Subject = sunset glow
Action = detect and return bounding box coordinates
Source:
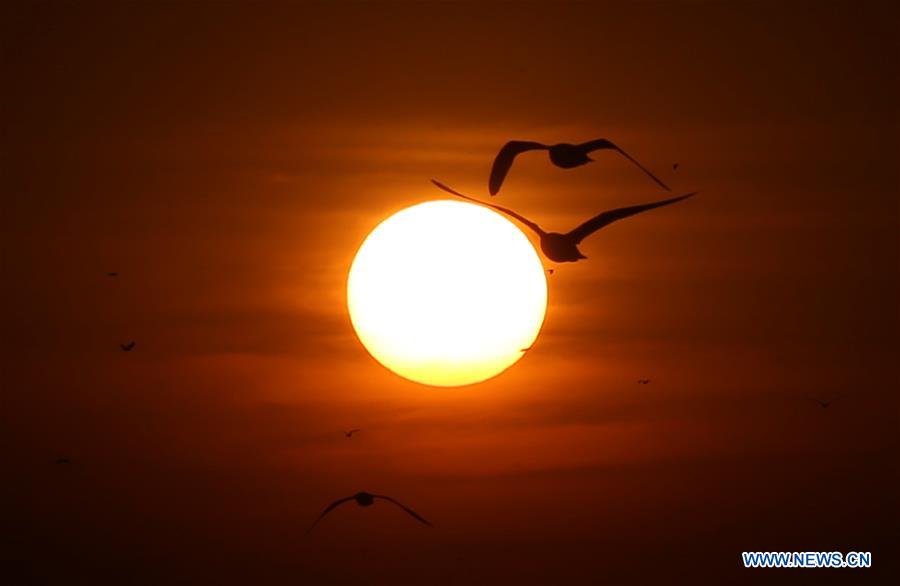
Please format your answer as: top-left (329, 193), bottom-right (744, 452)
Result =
top-left (8, 2), bottom-right (895, 582)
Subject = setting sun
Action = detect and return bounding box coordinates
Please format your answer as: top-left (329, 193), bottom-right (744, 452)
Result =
top-left (347, 200), bottom-right (548, 386)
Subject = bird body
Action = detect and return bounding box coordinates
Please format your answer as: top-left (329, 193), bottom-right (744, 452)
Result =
top-left (354, 492), bottom-right (376, 506)
top-left (120, 341), bottom-right (135, 352)
top-left (637, 379), bottom-right (651, 385)
top-left (308, 491), bottom-right (433, 532)
top-left (489, 139), bottom-right (671, 195)
top-left (431, 181), bottom-right (696, 264)
top-left (344, 429), bottom-right (360, 438)
top-left (541, 232), bottom-right (588, 262)
top-left (548, 143), bottom-right (593, 168)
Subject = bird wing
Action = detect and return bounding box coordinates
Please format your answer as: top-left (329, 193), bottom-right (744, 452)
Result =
top-left (307, 496), bottom-right (355, 533)
top-left (431, 180), bottom-right (545, 236)
top-left (578, 138), bottom-right (671, 192)
top-left (348, 429), bottom-right (360, 435)
top-left (489, 141), bottom-right (548, 195)
top-left (565, 192), bottom-right (697, 244)
top-left (373, 495), bottom-right (433, 527)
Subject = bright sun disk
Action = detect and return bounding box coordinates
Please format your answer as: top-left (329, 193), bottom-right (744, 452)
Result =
top-left (347, 200), bottom-right (548, 387)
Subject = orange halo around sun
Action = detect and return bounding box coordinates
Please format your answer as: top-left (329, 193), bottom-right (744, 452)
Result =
top-left (347, 200), bottom-right (548, 387)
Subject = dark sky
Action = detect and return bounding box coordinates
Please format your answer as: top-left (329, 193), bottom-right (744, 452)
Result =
top-left (2, 1), bottom-right (898, 584)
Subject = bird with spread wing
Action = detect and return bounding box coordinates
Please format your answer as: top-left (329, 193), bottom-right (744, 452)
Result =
top-left (489, 139), bottom-right (670, 196)
top-left (308, 492), bottom-right (433, 533)
top-left (431, 180), bottom-right (695, 263)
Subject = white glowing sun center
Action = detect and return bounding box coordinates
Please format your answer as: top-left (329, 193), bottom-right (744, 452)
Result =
top-left (347, 200), bottom-right (548, 387)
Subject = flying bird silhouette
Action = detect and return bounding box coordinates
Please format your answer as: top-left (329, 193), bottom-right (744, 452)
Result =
top-left (432, 181), bottom-right (696, 263)
top-left (120, 341), bottom-right (135, 352)
top-left (637, 379), bottom-right (651, 384)
top-left (106, 272), bottom-right (118, 277)
top-left (488, 139), bottom-right (671, 195)
top-left (308, 492), bottom-right (433, 532)
top-left (807, 396), bottom-right (838, 409)
top-left (672, 163), bottom-right (680, 171)
top-left (344, 429), bottom-right (360, 438)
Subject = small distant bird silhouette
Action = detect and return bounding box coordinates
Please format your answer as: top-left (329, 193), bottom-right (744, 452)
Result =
top-left (546, 269), bottom-right (555, 275)
top-left (807, 396), bottom-right (837, 409)
top-left (106, 272), bottom-right (118, 277)
top-left (432, 181), bottom-right (696, 263)
top-left (489, 139), bottom-right (671, 195)
top-left (672, 163), bottom-right (680, 171)
top-left (120, 341), bottom-right (135, 352)
top-left (344, 429), bottom-right (360, 438)
top-left (54, 457), bottom-right (71, 465)
top-left (637, 379), bottom-right (651, 384)
top-left (308, 492), bottom-right (433, 532)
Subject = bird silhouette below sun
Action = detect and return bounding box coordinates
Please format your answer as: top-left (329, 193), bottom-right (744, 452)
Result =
top-left (308, 492), bottom-right (433, 533)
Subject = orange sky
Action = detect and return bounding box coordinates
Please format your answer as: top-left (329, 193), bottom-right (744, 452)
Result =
top-left (3, 1), bottom-right (898, 584)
